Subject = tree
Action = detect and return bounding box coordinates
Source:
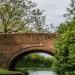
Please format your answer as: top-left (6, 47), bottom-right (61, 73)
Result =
top-left (64, 0), bottom-right (75, 19)
top-left (16, 53), bottom-right (54, 69)
top-left (54, 0), bottom-right (75, 74)
top-left (0, 0), bottom-right (49, 33)
top-left (54, 16), bottom-right (75, 75)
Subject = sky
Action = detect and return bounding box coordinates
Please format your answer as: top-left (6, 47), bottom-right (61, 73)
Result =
top-left (32, 0), bottom-right (71, 27)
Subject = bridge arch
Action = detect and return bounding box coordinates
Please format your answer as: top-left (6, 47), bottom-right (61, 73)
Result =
top-left (7, 46), bottom-right (54, 70)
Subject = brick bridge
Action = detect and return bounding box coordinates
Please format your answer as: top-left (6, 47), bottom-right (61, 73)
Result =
top-left (0, 33), bottom-right (56, 70)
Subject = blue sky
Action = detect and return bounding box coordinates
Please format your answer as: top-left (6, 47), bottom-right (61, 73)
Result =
top-left (32, 0), bottom-right (70, 27)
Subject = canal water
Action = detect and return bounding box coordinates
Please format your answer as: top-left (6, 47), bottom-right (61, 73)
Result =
top-left (28, 71), bottom-right (57, 75)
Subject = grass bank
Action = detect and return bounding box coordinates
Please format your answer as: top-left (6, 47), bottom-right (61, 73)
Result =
top-left (0, 68), bottom-right (22, 74)
top-left (16, 67), bottom-right (52, 71)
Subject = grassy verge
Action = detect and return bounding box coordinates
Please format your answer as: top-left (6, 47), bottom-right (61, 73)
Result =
top-left (0, 68), bottom-right (22, 74)
top-left (16, 67), bottom-right (52, 71)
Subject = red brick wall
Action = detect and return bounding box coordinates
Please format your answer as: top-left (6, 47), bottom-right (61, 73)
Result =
top-left (0, 33), bottom-right (57, 69)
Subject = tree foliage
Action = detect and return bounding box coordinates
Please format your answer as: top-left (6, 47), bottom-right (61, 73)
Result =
top-left (54, 12), bottom-right (75, 75)
top-left (0, 0), bottom-right (49, 33)
top-left (54, 0), bottom-right (75, 75)
top-left (16, 53), bottom-right (54, 68)
top-left (64, 0), bottom-right (75, 19)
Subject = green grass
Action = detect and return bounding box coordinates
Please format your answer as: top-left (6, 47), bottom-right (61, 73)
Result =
top-left (16, 67), bottom-right (52, 71)
top-left (0, 68), bottom-right (22, 74)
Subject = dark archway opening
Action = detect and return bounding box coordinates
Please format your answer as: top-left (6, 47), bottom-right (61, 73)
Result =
top-left (8, 49), bottom-right (54, 71)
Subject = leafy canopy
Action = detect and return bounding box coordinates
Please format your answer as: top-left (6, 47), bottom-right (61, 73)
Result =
top-left (54, 0), bottom-right (75, 74)
top-left (54, 14), bottom-right (75, 75)
top-left (0, 0), bottom-right (49, 33)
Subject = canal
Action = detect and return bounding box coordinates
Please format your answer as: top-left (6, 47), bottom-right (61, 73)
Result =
top-left (28, 71), bottom-right (57, 75)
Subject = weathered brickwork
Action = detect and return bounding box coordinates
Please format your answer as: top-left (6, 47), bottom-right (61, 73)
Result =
top-left (0, 33), bottom-right (56, 70)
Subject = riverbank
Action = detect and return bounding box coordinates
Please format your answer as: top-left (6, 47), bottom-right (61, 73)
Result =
top-left (16, 67), bottom-right (53, 71)
top-left (0, 68), bottom-right (23, 74)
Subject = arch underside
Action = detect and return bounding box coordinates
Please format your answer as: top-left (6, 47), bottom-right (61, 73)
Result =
top-left (7, 47), bottom-right (54, 70)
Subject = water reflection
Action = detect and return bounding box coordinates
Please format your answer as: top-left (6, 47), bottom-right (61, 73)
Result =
top-left (29, 71), bottom-right (57, 75)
